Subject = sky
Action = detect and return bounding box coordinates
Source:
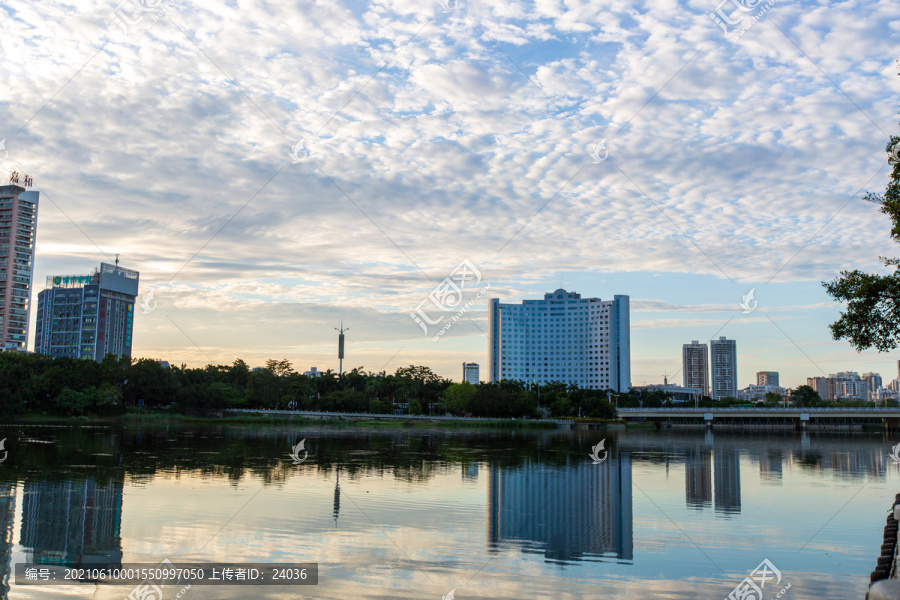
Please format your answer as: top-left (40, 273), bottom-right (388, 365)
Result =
top-left (1, 0), bottom-right (900, 390)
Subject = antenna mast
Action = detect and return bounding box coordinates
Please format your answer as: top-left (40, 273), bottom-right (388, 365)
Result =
top-left (335, 321), bottom-right (349, 376)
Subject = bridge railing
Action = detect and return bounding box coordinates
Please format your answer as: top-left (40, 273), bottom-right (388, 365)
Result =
top-left (617, 407), bottom-right (898, 413)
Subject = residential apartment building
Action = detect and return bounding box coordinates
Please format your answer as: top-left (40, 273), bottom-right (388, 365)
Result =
top-left (0, 183), bottom-right (38, 351)
top-left (682, 341), bottom-right (709, 397)
top-left (709, 337), bottom-right (737, 400)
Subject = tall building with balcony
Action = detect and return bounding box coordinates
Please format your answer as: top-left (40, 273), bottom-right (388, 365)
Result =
top-left (682, 341), bottom-right (709, 397)
top-left (0, 184), bottom-right (39, 351)
top-left (34, 262), bottom-right (139, 361)
top-left (709, 336), bottom-right (737, 400)
top-left (488, 289), bottom-right (630, 391)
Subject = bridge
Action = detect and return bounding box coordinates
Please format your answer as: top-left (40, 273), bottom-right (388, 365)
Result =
top-left (617, 407), bottom-right (900, 429)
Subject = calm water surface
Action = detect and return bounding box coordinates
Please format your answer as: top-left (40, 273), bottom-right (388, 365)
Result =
top-left (2, 423), bottom-right (895, 599)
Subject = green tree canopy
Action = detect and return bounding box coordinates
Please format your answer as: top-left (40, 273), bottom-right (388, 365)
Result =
top-left (443, 382), bottom-right (477, 415)
top-left (824, 133), bottom-right (900, 350)
top-left (791, 385), bottom-right (824, 407)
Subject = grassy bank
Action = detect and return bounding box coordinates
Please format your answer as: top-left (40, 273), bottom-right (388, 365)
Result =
top-left (8, 409), bottom-right (611, 430)
top-left (61, 410), bottom-right (564, 429)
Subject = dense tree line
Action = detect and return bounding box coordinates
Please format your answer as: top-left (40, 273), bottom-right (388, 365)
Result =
top-left (4, 352), bottom-right (887, 418)
top-left (0, 353), bottom-right (617, 419)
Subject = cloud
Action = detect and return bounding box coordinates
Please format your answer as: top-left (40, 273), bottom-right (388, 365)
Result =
top-left (1, 0), bottom-right (896, 377)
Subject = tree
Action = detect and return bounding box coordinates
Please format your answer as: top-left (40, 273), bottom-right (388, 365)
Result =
top-left (371, 397), bottom-right (393, 414)
top-left (577, 391), bottom-right (617, 418)
top-left (57, 385), bottom-right (121, 416)
top-left (322, 389), bottom-right (367, 412)
top-left (550, 396), bottom-right (573, 417)
top-left (245, 369), bottom-right (280, 408)
top-left (763, 392), bottom-right (783, 406)
top-left (471, 385), bottom-right (517, 418)
top-left (265, 359), bottom-right (295, 378)
top-left (408, 398), bottom-right (423, 415)
top-left (125, 359), bottom-right (177, 406)
top-left (792, 385), bottom-right (824, 407)
top-left (177, 382), bottom-right (237, 413)
top-left (824, 133), bottom-right (900, 350)
top-left (443, 383), bottom-right (476, 415)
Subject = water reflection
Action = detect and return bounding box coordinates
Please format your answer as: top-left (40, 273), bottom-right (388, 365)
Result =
top-left (685, 447), bottom-right (712, 509)
top-left (0, 425), bottom-right (897, 600)
top-left (759, 448), bottom-right (783, 484)
top-left (333, 467), bottom-right (341, 527)
top-left (487, 455), bottom-right (633, 562)
top-left (21, 478), bottom-right (123, 566)
top-left (0, 484), bottom-right (13, 600)
top-left (713, 447), bottom-right (741, 516)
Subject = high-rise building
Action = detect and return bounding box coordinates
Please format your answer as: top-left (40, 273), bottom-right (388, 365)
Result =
top-left (462, 362), bottom-right (479, 385)
top-left (862, 372), bottom-right (883, 397)
top-left (0, 183), bottom-right (39, 352)
top-left (807, 376), bottom-right (831, 400)
top-left (488, 289), bottom-right (630, 391)
top-left (34, 262), bottom-right (138, 361)
top-left (682, 340), bottom-right (709, 397)
top-left (831, 372), bottom-right (868, 400)
top-left (709, 337), bottom-right (737, 400)
top-left (756, 371), bottom-right (779, 386)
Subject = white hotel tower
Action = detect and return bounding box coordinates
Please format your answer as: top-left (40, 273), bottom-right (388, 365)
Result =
top-left (488, 289), bottom-right (631, 391)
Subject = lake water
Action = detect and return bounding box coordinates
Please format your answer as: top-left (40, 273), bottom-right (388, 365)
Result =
top-left (2, 423), bottom-right (895, 599)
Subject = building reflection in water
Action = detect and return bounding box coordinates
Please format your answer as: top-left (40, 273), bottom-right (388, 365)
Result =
top-left (487, 454), bottom-right (633, 562)
top-left (685, 447), bottom-right (712, 509)
top-left (0, 484), bottom-right (15, 600)
top-left (713, 447), bottom-right (741, 516)
top-left (759, 448), bottom-right (783, 485)
top-left (20, 478), bottom-right (123, 566)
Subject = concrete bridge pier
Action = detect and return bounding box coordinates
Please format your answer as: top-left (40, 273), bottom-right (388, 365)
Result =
top-left (884, 417), bottom-right (900, 432)
top-left (704, 413), bottom-right (713, 430)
